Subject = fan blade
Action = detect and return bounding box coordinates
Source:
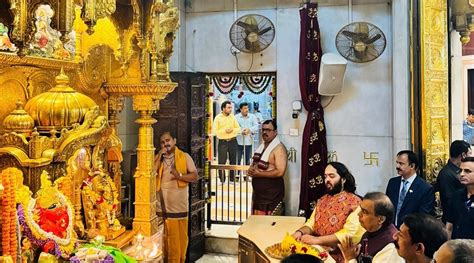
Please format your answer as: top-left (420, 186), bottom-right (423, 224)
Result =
top-left (341, 30), bottom-right (363, 42)
top-left (258, 27), bottom-right (272, 36)
top-left (237, 21), bottom-right (253, 32)
top-left (365, 34), bottom-right (382, 44)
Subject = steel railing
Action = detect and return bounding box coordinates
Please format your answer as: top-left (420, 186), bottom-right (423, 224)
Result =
top-left (207, 164), bottom-right (252, 226)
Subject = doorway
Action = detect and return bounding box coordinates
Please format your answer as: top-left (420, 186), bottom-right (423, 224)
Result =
top-left (206, 72), bottom-right (276, 226)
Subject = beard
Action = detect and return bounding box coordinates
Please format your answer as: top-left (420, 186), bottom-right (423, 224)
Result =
top-left (327, 180), bottom-right (343, 195)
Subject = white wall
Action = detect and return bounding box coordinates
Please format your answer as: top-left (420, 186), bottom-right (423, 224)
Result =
top-left (168, 0), bottom-right (408, 216)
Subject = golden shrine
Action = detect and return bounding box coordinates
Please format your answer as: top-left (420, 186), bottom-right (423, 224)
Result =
top-left (0, 0), bottom-right (178, 261)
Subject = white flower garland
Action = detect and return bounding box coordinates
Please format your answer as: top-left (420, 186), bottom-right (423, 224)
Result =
top-left (26, 192), bottom-right (74, 246)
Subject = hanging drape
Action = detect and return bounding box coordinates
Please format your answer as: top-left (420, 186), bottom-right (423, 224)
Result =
top-left (298, 3), bottom-right (328, 218)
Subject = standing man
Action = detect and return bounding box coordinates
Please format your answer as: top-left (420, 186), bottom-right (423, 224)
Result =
top-left (248, 119), bottom-right (287, 215)
top-left (446, 157), bottom-right (474, 239)
top-left (213, 101), bottom-right (241, 183)
top-left (393, 213), bottom-right (447, 263)
top-left (386, 150), bottom-right (435, 227)
top-left (436, 140), bottom-right (471, 222)
top-left (154, 132), bottom-right (198, 263)
top-left (463, 110), bottom-right (474, 145)
top-left (339, 192), bottom-right (404, 263)
top-left (235, 102), bottom-right (259, 166)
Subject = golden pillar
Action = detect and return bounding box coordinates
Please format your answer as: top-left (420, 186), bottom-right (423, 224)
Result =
top-left (105, 83), bottom-right (176, 236)
top-left (131, 95), bottom-right (159, 235)
top-left (419, 0), bottom-right (449, 182)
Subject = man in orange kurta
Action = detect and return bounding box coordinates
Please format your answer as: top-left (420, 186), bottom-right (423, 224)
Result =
top-left (155, 132), bottom-right (198, 263)
top-left (292, 162), bottom-right (363, 263)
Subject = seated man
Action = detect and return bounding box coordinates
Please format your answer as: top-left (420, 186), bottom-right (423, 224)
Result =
top-left (433, 239), bottom-right (474, 263)
top-left (339, 192), bottom-right (404, 263)
top-left (292, 162), bottom-right (363, 263)
top-left (393, 213), bottom-right (447, 263)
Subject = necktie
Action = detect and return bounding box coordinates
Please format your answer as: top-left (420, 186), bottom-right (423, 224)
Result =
top-left (396, 180), bottom-right (409, 223)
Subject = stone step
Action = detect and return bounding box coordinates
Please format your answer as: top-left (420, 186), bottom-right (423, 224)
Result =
top-left (205, 224), bottom-right (240, 255)
top-left (196, 253), bottom-right (238, 263)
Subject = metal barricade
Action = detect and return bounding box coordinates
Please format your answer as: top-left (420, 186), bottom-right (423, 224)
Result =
top-left (207, 164), bottom-right (252, 225)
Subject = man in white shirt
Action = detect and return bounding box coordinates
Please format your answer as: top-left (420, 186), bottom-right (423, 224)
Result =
top-left (393, 213), bottom-right (447, 263)
top-left (235, 102), bottom-right (259, 166)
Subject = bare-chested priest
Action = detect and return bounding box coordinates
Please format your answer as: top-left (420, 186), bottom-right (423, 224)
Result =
top-left (154, 131), bottom-right (198, 263)
top-left (248, 119), bottom-right (288, 215)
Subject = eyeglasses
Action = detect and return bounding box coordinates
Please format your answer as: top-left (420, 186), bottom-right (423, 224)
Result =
top-left (261, 128), bottom-right (275, 132)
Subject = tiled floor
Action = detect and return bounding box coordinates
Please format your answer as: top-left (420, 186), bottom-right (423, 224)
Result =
top-left (196, 253), bottom-right (238, 262)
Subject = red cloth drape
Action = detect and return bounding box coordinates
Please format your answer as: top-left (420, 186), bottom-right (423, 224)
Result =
top-left (298, 3), bottom-right (328, 218)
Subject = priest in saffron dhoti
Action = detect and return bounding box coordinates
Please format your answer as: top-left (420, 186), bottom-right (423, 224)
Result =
top-left (154, 132), bottom-right (198, 263)
top-left (248, 119), bottom-right (288, 215)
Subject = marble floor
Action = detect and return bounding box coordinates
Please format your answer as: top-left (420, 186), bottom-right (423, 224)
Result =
top-left (196, 253), bottom-right (238, 262)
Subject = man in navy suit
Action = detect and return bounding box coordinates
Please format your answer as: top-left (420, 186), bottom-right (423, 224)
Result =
top-left (385, 150), bottom-right (435, 228)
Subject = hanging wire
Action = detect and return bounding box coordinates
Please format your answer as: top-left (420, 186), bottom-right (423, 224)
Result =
top-left (231, 47), bottom-right (255, 72)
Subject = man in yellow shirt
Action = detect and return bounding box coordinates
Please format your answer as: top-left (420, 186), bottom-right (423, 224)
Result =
top-left (213, 101), bottom-right (241, 183)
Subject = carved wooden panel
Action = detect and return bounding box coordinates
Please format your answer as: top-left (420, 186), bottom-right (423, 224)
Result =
top-left (152, 72), bottom-right (207, 262)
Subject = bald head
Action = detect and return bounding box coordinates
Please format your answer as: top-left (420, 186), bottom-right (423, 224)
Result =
top-left (363, 192), bottom-right (394, 227)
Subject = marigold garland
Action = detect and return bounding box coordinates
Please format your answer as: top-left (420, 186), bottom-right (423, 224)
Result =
top-left (1, 168), bottom-right (18, 260)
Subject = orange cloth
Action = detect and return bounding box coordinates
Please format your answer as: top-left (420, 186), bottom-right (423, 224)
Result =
top-left (165, 218), bottom-right (188, 263)
top-left (156, 147), bottom-right (188, 190)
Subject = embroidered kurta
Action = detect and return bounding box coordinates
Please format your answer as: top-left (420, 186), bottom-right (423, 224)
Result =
top-left (304, 191), bottom-right (362, 263)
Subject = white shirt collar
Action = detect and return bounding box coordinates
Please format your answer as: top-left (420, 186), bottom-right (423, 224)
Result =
top-left (402, 173), bottom-right (417, 184)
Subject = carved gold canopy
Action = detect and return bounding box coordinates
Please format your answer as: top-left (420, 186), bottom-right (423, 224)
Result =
top-left (0, 0), bottom-right (179, 238)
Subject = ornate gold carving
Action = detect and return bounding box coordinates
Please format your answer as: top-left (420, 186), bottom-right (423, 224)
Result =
top-left (104, 82), bottom-right (176, 99)
top-left (25, 69), bottom-right (98, 133)
top-left (0, 0), bottom-right (181, 240)
top-left (0, 133), bottom-right (28, 150)
top-left (9, 0), bottom-right (75, 56)
top-left (0, 53), bottom-right (77, 69)
top-left (81, 0), bottom-right (117, 34)
top-left (420, 1), bottom-right (449, 183)
top-left (3, 101), bottom-right (35, 136)
top-left (147, 2), bottom-right (179, 82)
